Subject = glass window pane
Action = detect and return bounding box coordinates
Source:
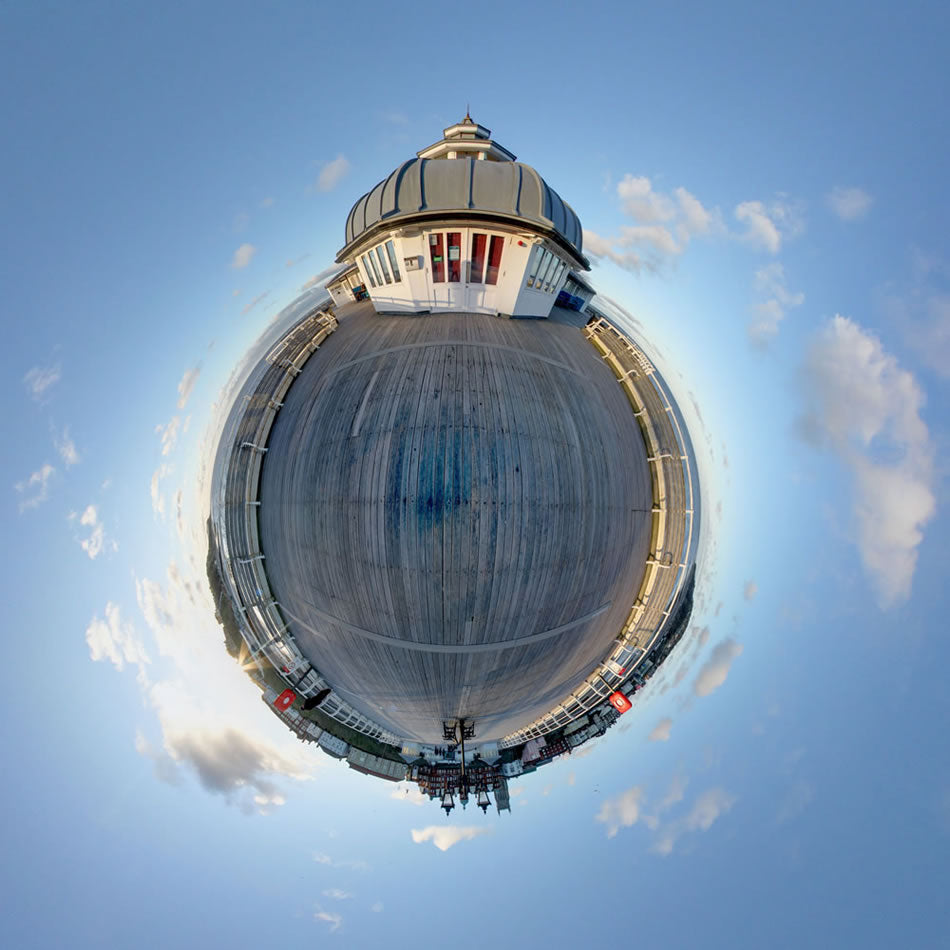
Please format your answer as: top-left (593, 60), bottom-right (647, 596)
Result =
top-left (527, 246), bottom-right (545, 286)
top-left (429, 233), bottom-right (445, 282)
top-left (541, 253), bottom-right (559, 291)
top-left (375, 246), bottom-right (392, 284)
top-left (549, 260), bottom-right (566, 292)
top-left (447, 232), bottom-right (461, 282)
top-left (361, 254), bottom-right (377, 288)
top-left (386, 240), bottom-right (401, 282)
top-left (366, 251), bottom-right (382, 286)
top-left (536, 250), bottom-right (553, 289)
top-left (485, 235), bottom-right (504, 285)
top-left (470, 233), bottom-right (487, 283)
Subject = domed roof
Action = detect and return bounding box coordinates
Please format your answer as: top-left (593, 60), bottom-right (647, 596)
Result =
top-left (339, 157), bottom-right (587, 266)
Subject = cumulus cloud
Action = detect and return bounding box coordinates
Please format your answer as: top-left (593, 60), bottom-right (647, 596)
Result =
top-left (176, 366), bottom-right (201, 409)
top-left (316, 154), bottom-right (351, 193)
top-left (648, 718), bottom-right (673, 742)
top-left (827, 186), bottom-right (873, 221)
top-left (313, 853), bottom-right (370, 871)
top-left (150, 464), bottom-right (170, 518)
top-left (583, 228), bottom-right (646, 274)
top-left (586, 177), bottom-right (720, 273)
top-left (155, 416), bottom-right (181, 456)
top-left (24, 364), bottom-right (61, 400)
top-left (76, 504), bottom-right (108, 559)
top-left (744, 580), bottom-right (758, 601)
top-left (53, 426), bottom-right (80, 467)
top-left (693, 639), bottom-right (744, 697)
top-left (153, 725), bottom-right (299, 811)
top-left (644, 774), bottom-right (689, 830)
top-left (595, 785), bottom-right (646, 838)
top-left (85, 602), bottom-right (150, 676)
top-left (314, 910), bottom-right (343, 932)
top-left (15, 463), bottom-right (55, 512)
top-left (776, 780), bottom-right (815, 824)
top-left (799, 315), bottom-right (935, 605)
top-left (390, 783), bottom-right (429, 806)
top-left (231, 243), bottom-right (257, 269)
top-left (653, 787), bottom-right (736, 855)
top-left (734, 198), bottom-right (802, 253)
top-left (371, 901), bottom-right (384, 913)
top-left (748, 262), bottom-right (805, 345)
top-left (410, 826), bottom-right (492, 851)
top-left (322, 889), bottom-right (352, 901)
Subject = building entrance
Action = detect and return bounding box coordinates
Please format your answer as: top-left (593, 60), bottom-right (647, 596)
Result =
top-left (427, 229), bottom-right (506, 313)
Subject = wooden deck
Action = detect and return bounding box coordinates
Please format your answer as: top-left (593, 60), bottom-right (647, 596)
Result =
top-left (258, 302), bottom-right (653, 742)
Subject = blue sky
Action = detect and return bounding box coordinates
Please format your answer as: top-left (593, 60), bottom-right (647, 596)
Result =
top-left (3, 2), bottom-right (949, 946)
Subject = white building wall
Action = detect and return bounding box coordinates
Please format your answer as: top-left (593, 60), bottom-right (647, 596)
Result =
top-left (352, 228), bottom-right (583, 319)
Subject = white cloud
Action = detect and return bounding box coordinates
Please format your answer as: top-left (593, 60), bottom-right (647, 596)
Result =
top-left (85, 602), bottom-right (150, 676)
top-left (322, 889), bottom-right (352, 901)
top-left (693, 639), bottom-right (743, 697)
top-left (24, 364), bottom-right (61, 400)
top-left (583, 228), bottom-right (646, 274)
top-left (827, 186), bottom-right (873, 221)
top-left (595, 785), bottom-right (645, 838)
top-left (155, 416), bottom-right (181, 456)
top-left (150, 464), bottom-right (170, 518)
top-left (259, 196), bottom-right (275, 209)
top-left (653, 787), bottom-right (736, 855)
top-left (799, 315), bottom-right (935, 605)
top-left (15, 463), bottom-right (55, 512)
top-left (371, 901), bottom-right (384, 913)
top-left (617, 174), bottom-right (676, 222)
top-left (410, 826), bottom-right (492, 851)
top-left (748, 262), bottom-right (805, 345)
top-left (53, 426), bottom-right (80, 467)
top-left (588, 177), bottom-right (720, 274)
top-left (743, 580), bottom-right (758, 601)
top-left (734, 198), bottom-right (802, 253)
top-left (390, 783), bottom-right (428, 806)
top-left (314, 910), bottom-right (343, 933)
top-left (231, 243), bottom-right (257, 269)
top-left (644, 774), bottom-right (689, 830)
top-left (77, 504), bottom-right (107, 559)
top-left (648, 718), bottom-right (673, 742)
top-left (776, 780), bottom-right (815, 824)
top-left (316, 154), bottom-right (351, 193)
top-left (176, 366), bottom-right (201, 409)
top-left (312, 853), bottom-right (370, 871)
top-left (734, 201), bottom-right (781, 252)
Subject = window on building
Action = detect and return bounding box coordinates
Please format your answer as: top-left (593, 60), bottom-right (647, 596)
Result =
top-left (365, 251), bottom-right (382, 286)
top-left (548, 260), bottom-right (566, 293)
top-left (535, 254), bottom-right (558, 293)
top-left (485, 235), bottom-right (504, 285)
top-left (385, 240), bottom-right (401, 281)
top-left (469, 232), bottom-right (487, 283)
top-left (375, 246), bottom-right (392, 284)
top-left (447, 232), bottom-right (461, 282)
top-left (530, 249), bottom-right (550, 288)
top-left (429, 233), bottom-right (445, 282)
top-left (361, 254), bottom-right (377, 288)
top-left (526, 245), bottom-right (545, 287)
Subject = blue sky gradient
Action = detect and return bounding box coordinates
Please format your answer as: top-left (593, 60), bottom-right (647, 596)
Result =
top-left (2, 2), bottom-right (949, 947)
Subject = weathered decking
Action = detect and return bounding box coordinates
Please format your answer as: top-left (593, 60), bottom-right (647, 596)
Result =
top-left (258, 302), bottom-right (653, 742)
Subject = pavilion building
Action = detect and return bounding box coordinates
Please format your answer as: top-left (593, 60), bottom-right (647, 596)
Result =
top-left (329, 114), bottom-right (589, 318)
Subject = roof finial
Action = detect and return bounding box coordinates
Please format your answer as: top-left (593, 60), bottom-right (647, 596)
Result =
top-left (464, 104), bottom-right (473, 123)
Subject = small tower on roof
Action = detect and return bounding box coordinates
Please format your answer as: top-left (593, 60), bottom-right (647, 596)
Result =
top-left (416, 112), bottom-right (517, 163)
